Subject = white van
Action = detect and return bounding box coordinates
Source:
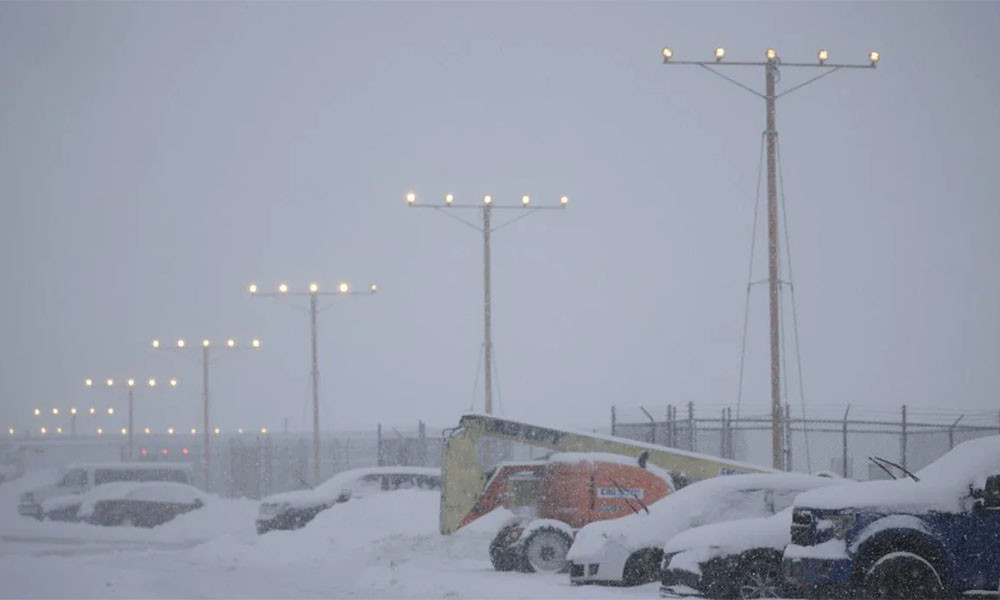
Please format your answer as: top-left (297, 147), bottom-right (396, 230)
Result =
top-left (17, 462), bottom-right (192, 519)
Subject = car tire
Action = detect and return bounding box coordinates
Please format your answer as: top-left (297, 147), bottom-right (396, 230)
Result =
top-left (864, 551), bottom-right (943, 599)
top-left (737, 554), bottom-right (785, 599)
top-left (521, 527), bottom-right (573, 574)
top-left (622, 548), bottom-right (663, 586)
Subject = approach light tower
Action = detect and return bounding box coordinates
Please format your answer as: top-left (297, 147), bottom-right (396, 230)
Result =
top-left (660, 47), bottom-right (879, 470)
top-left (151, 336), bottom-right (260, 490)
top-left (407, 192), bottom-right (568, 414)
top-left (248, 281), bottom-right (376, 485)
top-left (84, 376), bottom-right (178, 460)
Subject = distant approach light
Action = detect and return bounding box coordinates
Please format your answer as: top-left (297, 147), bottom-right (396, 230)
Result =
top-left (714, 47), bottom-right (726, 61)
top-left (868, 50), bottom-right (880, 66)
top-left (662, 47), bottom-right (673, 61)
top-left (406, 192), bottom-right (416, 205)
top-left (766, 48), bottom-right (777, 61)
top-left (818, 49), bottom-right (829, 64)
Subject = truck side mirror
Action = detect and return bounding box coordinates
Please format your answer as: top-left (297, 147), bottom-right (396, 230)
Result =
top-left (985, 475), bottom-right (1000, 509)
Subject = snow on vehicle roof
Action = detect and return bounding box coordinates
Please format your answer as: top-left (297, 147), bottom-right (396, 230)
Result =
top-left (548, 452), bottom-right (675, 489)
top-left (261, 466), bottom-right (441, 507)
top-left (77, 481), bottom-right (205, 516)
top-left (567, 472), bottom-right (842, 560)
top-left (794, 435), bottom-right (1000, 513)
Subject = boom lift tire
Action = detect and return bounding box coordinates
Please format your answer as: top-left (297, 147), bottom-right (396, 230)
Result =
top-left (521, 526), bottom-right (573, 573)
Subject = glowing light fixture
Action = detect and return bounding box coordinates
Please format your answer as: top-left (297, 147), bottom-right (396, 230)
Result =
top-left (818, 49), bottom-right (829, 64)
top-left (309, 282), bottom-right (319, 294)
top-left (338, 282), bottom-right (349, 293)
top-left (249, 283), bottom-right (258, 295)
top-left (483, 195), bottom-right (492, 205)
top-left (445, 194), bottom-right (454, 205)
top-left (868, 50), bottom-right (880, 65)
top-left (715, 47), bottom-right (726, 61)
top-left (766, 48), bottom-right (777, 60)
top-left (406, 192), bottom-right (416, 204)
top-left (662, 47), bottom-right (673, 61)
top-left (278, 283), bottom-right (289, 294)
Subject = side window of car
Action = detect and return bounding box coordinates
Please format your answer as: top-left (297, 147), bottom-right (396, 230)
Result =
top-left (61, 469), bottom-right (87, 487)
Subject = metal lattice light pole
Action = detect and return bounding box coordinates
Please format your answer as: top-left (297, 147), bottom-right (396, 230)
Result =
top-left (660, 46), bottom-right (879, 469)
top-left (248, 281), bottom-right (376, 485)
top-left (407, 192), bottom-right (568, 414)
top-left (84, 376), bottom-right (178, 460)
top-left (151, 336), bottom-right (260, 491)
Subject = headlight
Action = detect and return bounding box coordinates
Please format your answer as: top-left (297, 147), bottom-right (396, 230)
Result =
top-left (828, 514), bottom-right (856, 539)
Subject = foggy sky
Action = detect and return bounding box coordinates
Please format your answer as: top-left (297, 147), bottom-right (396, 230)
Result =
top-left (2, 1), bottom-right (998, 438)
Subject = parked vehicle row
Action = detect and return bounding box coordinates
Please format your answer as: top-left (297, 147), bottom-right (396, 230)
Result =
top-left (16, 462), bottom-right (442, 531)
top-left (559, 435), bottom-right (1000, 600)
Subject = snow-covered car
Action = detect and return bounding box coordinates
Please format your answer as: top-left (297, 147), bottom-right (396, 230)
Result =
top-left (256, 466), bottom-right (440, 534)
top-left (784, 435), bottom-right (1000, 599)
top-left (18, 462), bottom-right (192, 519)
top-left (659, 508), bottom-right (801, 599)
top-left (567, 472), bottom-right (845, 586)
top-left (42, 481), bottom-right (206, 527)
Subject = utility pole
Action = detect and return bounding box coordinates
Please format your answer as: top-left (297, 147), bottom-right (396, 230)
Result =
top-left (249, 281), bottom-right (376, 485)
top-left (407, 192), bottom-right (568, 414)
top-left (660, 46), bottom-right (879, 469)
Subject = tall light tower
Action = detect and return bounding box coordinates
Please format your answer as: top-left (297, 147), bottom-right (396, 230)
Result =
top-left (84, 376), bottom-right (178, 460)
top-left (407, 192), bottom-right (568, 414)
top-left (660, 47), bottom-right (879, 469)
top-left (151, 336), bottom-right (260, 490)
top-left (248, 281), bottom-right (376, 485)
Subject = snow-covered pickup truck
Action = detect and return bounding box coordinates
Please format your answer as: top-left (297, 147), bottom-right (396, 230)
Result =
top-left (783, 435), bottom-right (1000, 599)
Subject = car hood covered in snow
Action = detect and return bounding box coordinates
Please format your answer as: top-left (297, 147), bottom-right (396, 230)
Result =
top-left (663, 508), bottom-right (793, 574)
top-left (794, 435), bottom-right (1000, 514)
top-left (567, 472), bottom-right (844, 560)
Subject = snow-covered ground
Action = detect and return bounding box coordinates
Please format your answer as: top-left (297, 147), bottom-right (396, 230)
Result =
top-left (0, 470), bottom-right (659, 599)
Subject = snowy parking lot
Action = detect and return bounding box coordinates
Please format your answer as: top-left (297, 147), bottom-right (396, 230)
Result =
top-left (0, 470), bottom-right (658, 599)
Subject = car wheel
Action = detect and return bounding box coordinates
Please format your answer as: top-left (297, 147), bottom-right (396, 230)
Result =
top-left (522, 527), bottom-right (572, 574)
top-left (738, 557), bottom-right (784, 599)
top-left (622, 548), bottom-right (663, 586)
top-left (864, 551), bottom-right (943, 599)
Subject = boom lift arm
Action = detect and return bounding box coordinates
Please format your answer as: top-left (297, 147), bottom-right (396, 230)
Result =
top-left (440, 413), bottom-right (774, 534)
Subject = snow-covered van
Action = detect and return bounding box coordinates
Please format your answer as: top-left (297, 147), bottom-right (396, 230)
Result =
top-left (17, 461), bottom-right (192, 519)
top-left (783, 435), bottom-right (1000, 598)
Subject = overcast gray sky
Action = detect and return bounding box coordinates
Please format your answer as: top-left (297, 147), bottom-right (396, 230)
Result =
top-left (2, 1), bottom-right (998, 438)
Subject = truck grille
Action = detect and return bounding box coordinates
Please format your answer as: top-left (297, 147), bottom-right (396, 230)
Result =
top-left (790, 509), bottom-right (816, 546)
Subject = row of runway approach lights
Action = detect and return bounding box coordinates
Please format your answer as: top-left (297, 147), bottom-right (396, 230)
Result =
top-left (17, 373), bottom-right (268, 437)
top-left (660, 46), bottom-right (880, 65)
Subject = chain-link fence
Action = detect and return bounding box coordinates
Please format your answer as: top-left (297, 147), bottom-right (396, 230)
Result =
top-left (612, 403), bottom-right (1000, 479)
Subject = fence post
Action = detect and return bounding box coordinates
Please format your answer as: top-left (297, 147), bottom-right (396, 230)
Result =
top-left (720, 408), bottom-right (727, 458)
top-left (640, 406), bottom-right (656, 445)
top-left (687, 401), bottom-right (695, 452)
top-left (784, 403), bottom-right (792, 472)
top-left (728, 407), bottom-right (734, 459)
top-left (900, 404), bottom-right (908, 470)
top-left (611, 406), bottom-right (617, 437)
top-left (842, 404), bottom-right (851, 478)
top-left (948, 415), bottom-right (963, 450)
top-left (377, 424), bottom-right (384, 467)
top-left (419, 420), bottom-right (428, 466)
top-left (667, 405), bottom-right (674, 447)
